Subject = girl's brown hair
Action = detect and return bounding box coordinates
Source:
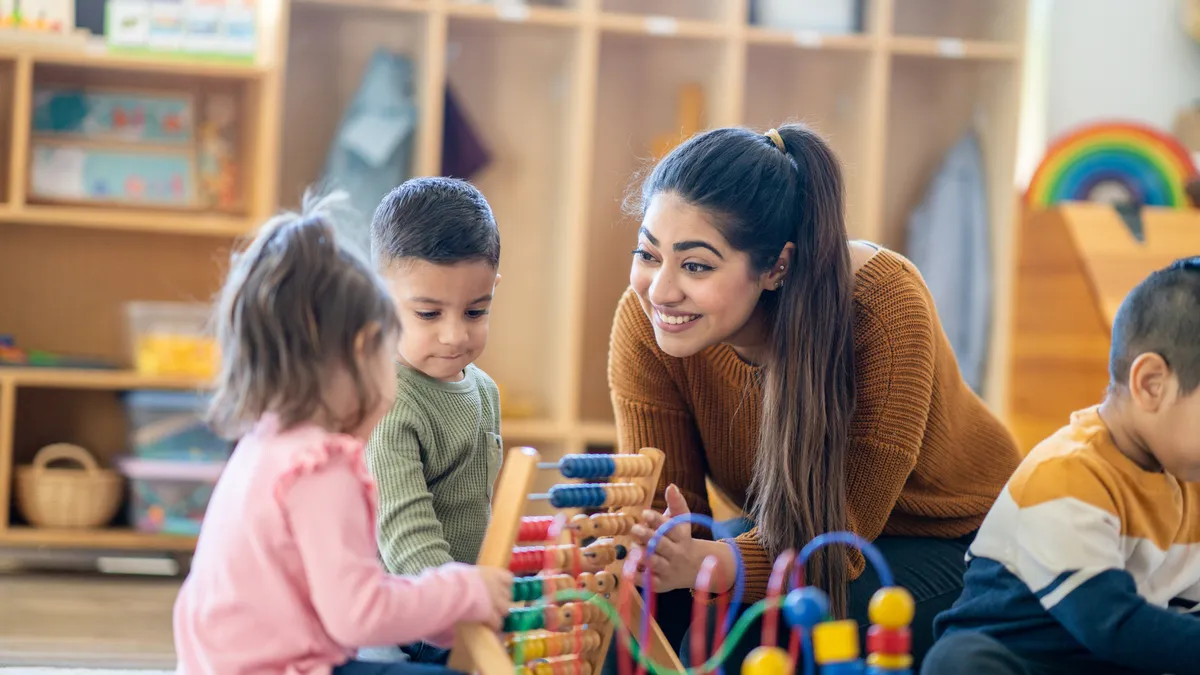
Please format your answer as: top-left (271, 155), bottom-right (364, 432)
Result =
top-left (207, 192), bottom-right (400, 440)
top-left (630, 124), bottom-right (856, 614)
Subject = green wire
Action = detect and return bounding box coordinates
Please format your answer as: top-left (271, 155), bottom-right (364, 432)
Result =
top-left (518, 589), bottom-right (783, 675)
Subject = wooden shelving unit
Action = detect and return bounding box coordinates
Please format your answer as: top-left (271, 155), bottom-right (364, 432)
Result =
top-left (0, 0), bottom-right (1028, 555)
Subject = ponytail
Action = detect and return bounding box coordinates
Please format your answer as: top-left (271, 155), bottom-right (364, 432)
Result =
top-left (752, 126), bottom-right (856, 615)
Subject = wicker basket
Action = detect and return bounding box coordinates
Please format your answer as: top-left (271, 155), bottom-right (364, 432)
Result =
top-left (15, 443), bottom-right (124, 529)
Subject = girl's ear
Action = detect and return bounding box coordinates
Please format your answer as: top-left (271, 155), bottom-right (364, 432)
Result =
top-left (354, 322), bottom-right (383, 360)
top-left (762, 242), bottom-right (796, 291)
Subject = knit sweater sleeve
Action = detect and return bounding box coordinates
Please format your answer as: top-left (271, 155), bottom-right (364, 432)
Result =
top-left (608, 289), bottom-right (712, 528)
top-left (366, 399), bottom-right (454, 575)
top-left (844, 265), bottom-right (937, 569)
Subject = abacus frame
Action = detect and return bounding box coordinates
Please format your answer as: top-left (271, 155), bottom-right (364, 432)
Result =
top-left (448, 445), bottom-right (684, 675)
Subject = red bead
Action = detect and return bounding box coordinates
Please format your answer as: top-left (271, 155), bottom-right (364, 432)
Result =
top-left (518, 516), bottom-right (554, 543)
top-left (509, 548), bottom-right (545, 574)
top-left (867, 625), bottom-right (911, 655)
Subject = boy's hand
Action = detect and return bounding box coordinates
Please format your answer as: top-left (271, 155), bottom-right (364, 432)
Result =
top-left (478, 567), bottom-right (513, 630)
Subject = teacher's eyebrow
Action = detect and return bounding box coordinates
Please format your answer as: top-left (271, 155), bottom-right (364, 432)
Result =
top-left (674, 240), bottom-right (724, 259)
top-left (638, 227), bottom-right (659, 246)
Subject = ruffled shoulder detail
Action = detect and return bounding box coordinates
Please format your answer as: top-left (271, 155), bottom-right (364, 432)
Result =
top-left (272, 429), bottom-right (378, 520)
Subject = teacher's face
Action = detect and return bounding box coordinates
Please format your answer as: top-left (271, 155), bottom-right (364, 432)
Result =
top-left (630, 192), bottom-right (769, 358)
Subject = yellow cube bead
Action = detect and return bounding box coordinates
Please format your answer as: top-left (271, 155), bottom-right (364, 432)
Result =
top-left (868, 587), bottom-right (915, 629)
top-left (742, 646), bottom-right (792, 675)
top-left (867, 653), bottom-right (914, 669)
top-left (812, 619), bottom-right (860, 664)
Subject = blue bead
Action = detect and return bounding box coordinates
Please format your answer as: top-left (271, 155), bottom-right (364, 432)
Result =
top-left (783, 587), bottom-right (829, 629)
top-left (865, 669), bottom-right (910, 675)
top-left (821, 661), bottom-right (864, 675)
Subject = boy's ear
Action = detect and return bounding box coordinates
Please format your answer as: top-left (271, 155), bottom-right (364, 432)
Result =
top-left (493, 272), bottom-right (502, 291)
top-left (1128, 352), bottom-right (1171, 411)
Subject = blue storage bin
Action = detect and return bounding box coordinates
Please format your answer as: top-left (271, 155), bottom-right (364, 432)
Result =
top-left (119, 457), bottom-right (225, 536)
top-left (124, 390), bottom-right (231, 462)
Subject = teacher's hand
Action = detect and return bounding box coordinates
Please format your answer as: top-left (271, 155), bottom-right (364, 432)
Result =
top-left (629, 484), bottom-right (707, 592)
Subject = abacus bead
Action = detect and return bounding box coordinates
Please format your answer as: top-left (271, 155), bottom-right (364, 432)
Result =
top-left (865, 668), bottom-right (910, 675)
top-left (868, 587), bottom-right (915, 629)
top-left (866, 653), bottom-right (913, 670)
top-left (866, 625), bottom-right (910, 655)
top-left (741, 646), bottom-right (792, 675)
top-left (783, 587), bottom-right (829, 629)
top-left (812, 619), bottom-right (860, 664)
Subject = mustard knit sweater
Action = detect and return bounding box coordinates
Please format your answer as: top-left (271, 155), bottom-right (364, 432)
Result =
top-left (607, 249), bottom-right (1020, 601)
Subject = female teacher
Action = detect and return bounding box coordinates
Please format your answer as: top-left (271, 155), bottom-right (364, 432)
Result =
top-left (607, 124), bottom-right (1021, 667)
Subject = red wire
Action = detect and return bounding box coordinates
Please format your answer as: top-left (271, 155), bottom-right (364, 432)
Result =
top-left (764, 551), bottom-right (796, 645)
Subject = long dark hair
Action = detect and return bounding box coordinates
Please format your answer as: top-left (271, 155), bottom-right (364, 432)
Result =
top-left (208, 192), bottom-right (400, 440)
top-left (630, 124), bottom-right (857, 613)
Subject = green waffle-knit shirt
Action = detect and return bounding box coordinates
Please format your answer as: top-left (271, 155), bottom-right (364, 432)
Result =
top-left (366, 362), bottom-right (503, 575)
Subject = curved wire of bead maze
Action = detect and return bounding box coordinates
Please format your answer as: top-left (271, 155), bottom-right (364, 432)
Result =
top-left (448, 447), bottom-right (684, 675)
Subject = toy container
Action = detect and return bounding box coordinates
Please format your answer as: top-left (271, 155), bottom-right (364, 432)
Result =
top-left (125, 301), bottom-right (218, 378)
top-left (119, 457), bottom-right (225, 535)
top-left (124, 390), bottom-right (231, 462)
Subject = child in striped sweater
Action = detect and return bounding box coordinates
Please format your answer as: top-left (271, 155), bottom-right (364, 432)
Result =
top-left (363, 178), bottom-right (504, 664)
top-left (925, 256), bottom-right (1200, 675)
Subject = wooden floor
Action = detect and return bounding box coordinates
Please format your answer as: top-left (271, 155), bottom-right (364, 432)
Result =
top-left (0, 570), bottom-right (178, 669)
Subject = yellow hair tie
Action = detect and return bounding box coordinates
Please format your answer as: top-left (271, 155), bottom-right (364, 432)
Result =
top-left (765, 128), bottom-right (785, 152)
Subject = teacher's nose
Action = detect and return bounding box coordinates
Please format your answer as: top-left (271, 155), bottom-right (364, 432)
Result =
top-left (647, 269), bottom-right (685, 306)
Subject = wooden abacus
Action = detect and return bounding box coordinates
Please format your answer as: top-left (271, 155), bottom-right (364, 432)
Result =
top-left (448, 446), bottom-right (684, 675)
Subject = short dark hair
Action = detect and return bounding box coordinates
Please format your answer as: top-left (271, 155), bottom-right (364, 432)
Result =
top-left (1110, 256), bottom-right (1200, 395)
top-left (208, 192), bottom-right (399, 439)
top-left (370, 177), bottom-right (500, 267)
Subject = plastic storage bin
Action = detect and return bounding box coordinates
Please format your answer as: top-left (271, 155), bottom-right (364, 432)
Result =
top-left (751, 0), bottom-right (861, 33)
top-left (119, 457), bottom-right (225, 535)
top-left (125, 390), bottom-right (231, 462)
top-left (125, 301), bottom-right (218, 378)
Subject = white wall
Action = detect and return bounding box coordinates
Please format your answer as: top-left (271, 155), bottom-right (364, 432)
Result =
top-left (1045, 0), bottom-right (1200, 137)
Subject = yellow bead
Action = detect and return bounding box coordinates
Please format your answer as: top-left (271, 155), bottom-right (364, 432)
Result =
top-left (812, 619), bottom-right (859, 664)
top-left (741, 646), bottom-right (792, 675)
top-left (867, 653), bottom-right (913, 669)
top-left (868, 587), bottom-right (915, 629)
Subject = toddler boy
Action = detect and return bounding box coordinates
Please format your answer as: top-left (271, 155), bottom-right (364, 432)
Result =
top-left (924, 256), bottom-right (1200, 675)
top-left (365, 177), bottom-right (504, 662)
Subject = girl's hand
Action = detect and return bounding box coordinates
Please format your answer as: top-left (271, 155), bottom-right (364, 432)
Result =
top-left (477, 567), bottom-right (513, 630)
top-left (629, 484), bottom-right (707, 592)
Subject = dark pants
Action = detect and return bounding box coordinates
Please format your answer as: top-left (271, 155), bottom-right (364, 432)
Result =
top-left (334, 659), bottom-right (463, 675)
top-left (402, 642), bottom-right (451, 665)
top-left (603, 529), bottom-right (973, 674)
top-left (921, 633), bottom-right (1046, 675)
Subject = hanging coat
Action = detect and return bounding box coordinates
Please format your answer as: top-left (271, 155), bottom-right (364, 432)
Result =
top-left (319, 48), bottom-right (418, 261)
top-left (905, 130), bottom-right (992, 394)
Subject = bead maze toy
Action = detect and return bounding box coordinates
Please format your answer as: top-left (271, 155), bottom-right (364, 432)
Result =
top-left (451, 446), bottom-right (915, 675)
top-left (447, 446), bottom-right (685, 675)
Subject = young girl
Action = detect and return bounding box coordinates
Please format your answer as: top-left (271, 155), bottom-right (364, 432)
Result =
top-left (173, 194), bottom-right (513, 675)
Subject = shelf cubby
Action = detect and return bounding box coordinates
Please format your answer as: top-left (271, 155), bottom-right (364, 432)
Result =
top-left (279, 2), bottom-right (433, 205)
top-left (602, 0), bottom-right (726, 24)
top-left (579, 32), bottom-right (730, 424)
top-left (881, 55), bottom-right (1022, 253)
top-left (742, 45), bottom-right (874, 235)
top-left (447, 17), bottom-right (579, 424)
top-left (0, 224), bottom-right (228, 369)
top-left (892, 0), bottom-right (1023, 44)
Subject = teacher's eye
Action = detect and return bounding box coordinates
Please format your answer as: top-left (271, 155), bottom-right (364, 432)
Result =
top-left (683, 262), bottom-right (714, 274)
top-left (631, 248), bottom-right (658, 264)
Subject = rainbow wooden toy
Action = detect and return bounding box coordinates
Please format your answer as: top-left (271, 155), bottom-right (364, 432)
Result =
top-left (451, 445), bottom-right (913, 675)
top-left (1026, 121), bottom-right (1199, 210)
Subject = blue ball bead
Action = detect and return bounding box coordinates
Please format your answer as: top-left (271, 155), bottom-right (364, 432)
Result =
top-left (783, 587), bottom-right (830, 629)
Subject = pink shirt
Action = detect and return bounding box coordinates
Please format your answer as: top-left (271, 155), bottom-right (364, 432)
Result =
top-left (174, 415), bottom-right (494, 675)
